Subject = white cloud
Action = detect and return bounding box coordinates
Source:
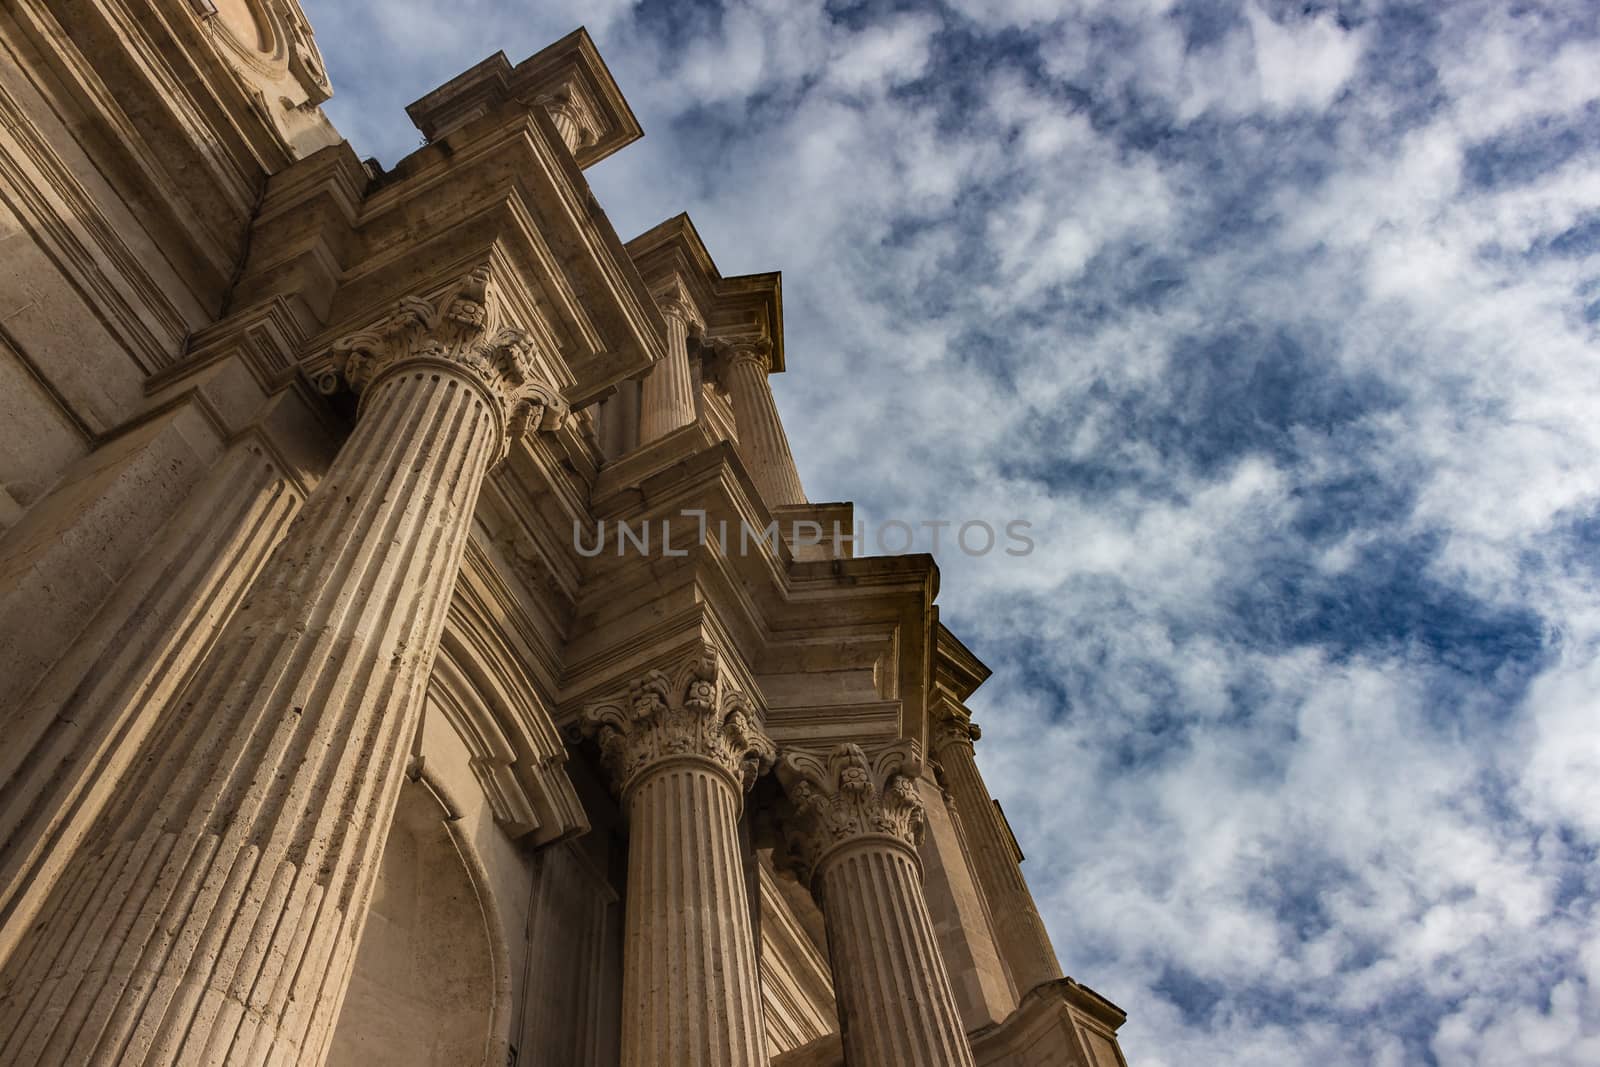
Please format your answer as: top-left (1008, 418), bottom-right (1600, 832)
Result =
top-left (304, 1), bottom-right (1600, 1062)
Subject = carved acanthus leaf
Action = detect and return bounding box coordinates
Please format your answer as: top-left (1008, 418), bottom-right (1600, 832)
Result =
top-left (776, 741), bottom-right (926, 884)
top-left (581, 655), bottom-right (775, 801)
top-left (329, 266), bottom-right (567, 454)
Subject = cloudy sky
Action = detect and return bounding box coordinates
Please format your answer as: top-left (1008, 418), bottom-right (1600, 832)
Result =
top-left (302, 1), bottom-right (1600, 1062)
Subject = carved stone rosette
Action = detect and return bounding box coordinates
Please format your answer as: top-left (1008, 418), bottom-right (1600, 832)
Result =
top-left (327, 265), bottom-right (567, 462)
top-left (582, 655), bottom-right (774, 802)
top-left (776, 742), bottom-right (976, 1067)
top-left (775, 741), bottom-right (926, 883)
top-left (580, 656), bottom-right (773, 1067)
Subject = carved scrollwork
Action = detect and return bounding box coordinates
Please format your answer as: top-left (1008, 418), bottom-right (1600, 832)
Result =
top-left (330, 266), bottom-right (567, 459)
top-left (931, 709), bottom-right (981, 753)
top-left (776, 741), bottom-right (927, 884)
top-left (581, 654), bottom-right (776, 802)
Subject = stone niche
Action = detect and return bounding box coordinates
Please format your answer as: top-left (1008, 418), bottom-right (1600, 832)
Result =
top-left (325, 778), bottom-right (499, 1067)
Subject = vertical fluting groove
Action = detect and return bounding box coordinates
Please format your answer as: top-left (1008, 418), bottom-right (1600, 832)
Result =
top-left (820, 842), bottom-right (976, 1067)
top-left (0, 363), bottom-right (507, 1066)
top-left (725, 358), bottom-right (805, 507)
top-left (0, 453), bottom-right (296, 981)
top-left (0, 450), bottom-right (272, 854)
top-left (639, 309), bottom-right (696, 442)
top-left (619, 765), bottom-right (765, 1067)
top-left (939, 742), bottom-right (1061, 994)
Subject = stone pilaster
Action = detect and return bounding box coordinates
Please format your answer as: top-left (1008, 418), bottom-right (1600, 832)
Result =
top-left (715, 339), bottom-right (806, 508)
top-left (582, 655), bottom-right (775, 1067)
top-left (638, 287), bottom-right (701, 443)
top-left (777, 743), bottom-right (976, 1067)
top-left (933, 711), bottom-right (1062, 997)
top-left (0, 267), bottom-right (566, 1066)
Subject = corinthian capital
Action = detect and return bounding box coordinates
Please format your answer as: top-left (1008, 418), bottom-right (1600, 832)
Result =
top-left (329, 266), bottom-right (567, 455)
top-left (776, 741), bottom-right (927, 883)
top-left (932, 708), bottom-right (981, 753)
top-left (698, 336), bottom-right (772, 393)
top-left (581, 654), bottom-right (775, 801)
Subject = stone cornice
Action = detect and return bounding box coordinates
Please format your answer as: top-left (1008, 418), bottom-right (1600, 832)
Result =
top-left (404, 29), bottom-right (642, 169)
top-left (934, 621), bottom-right (992, 702)
top-left (625, 213), bottom-right (786, 374)
top-left (776, 741), bottom-right (927, 885)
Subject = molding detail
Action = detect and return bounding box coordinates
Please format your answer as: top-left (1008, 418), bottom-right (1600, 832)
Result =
top-left (776, 742), bottom-right (926, 883)
top-left (702, 336), bottom-right (772, 388)
top-left (932, 706), bottom-right (981, 754)
top-left (581, 655), bottom-right (776, 801)
top-left (277, 0), bottom-right (333, 104)
top-left (327, 266), bottom-right (568, 459)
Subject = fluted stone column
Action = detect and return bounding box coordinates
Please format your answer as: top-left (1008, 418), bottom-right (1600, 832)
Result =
top-left (0, 267), bottom-right (566, 1067)
top-left (778, 743), bottom-right (976, 1067)
top-left (638, 289), bottom-right (700, 442)
top-left (582, 656), bottom-right (774, 1067)
top-left (718, 340), bottom-right (806, 507)
top-left (933, 712), bottom-right (1062, 996)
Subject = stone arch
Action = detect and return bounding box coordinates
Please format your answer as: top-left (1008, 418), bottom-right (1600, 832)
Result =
top-left (325, 775), bottom-right (511, 1067)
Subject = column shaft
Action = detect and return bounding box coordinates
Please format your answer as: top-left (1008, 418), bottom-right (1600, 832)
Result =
top-left (938, 735), bottom-right (1062, 996)
top-left (0, 437), bottom-right (301, 968)
top-left (819, 840), bottom-right (975, 1067)
top-left (583, 657), bottom-right (774, 1067)
top-left (0, 367), bottom-right (497, 1067)
top-left (638, 305), bottom-right (697, 442)
top-left (621, 762), bottom-right (766, 1067)
top-left (724, 353), bottom-right (805, 507)
top-left (777, 742), bottom-right (975, 1067)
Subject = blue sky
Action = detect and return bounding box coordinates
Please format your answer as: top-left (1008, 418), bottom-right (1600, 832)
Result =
top-left (301, 1), bottom-right (1600, 1062)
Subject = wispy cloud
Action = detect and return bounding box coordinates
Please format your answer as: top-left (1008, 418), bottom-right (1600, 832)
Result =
top-left (305, 0), bottom-right (1600, 1061)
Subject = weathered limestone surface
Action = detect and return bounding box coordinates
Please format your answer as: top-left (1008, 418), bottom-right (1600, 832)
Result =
top-left (0, 269), bottom-right (562, 1065)
top-left (714, 338), bottom-right (807, 507)
top-left (934, 711), bottom-right (1064, 997)
top-left (583, 656), bottom-right (774, 1067)
top-left (0, 8), bottom-right (1134, 1066)
top-left (916, 773), bottom-right (1018, 1030)
top-left (0, 430), bottom-right (305, 967)
top-left (779, 743), bottom-right (977, 1067)
top-left (638, 285), bottom-right (702, 442)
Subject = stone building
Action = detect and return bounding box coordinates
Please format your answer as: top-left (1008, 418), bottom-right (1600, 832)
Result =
top-left (0, 3), bottom-right (1131, 1065)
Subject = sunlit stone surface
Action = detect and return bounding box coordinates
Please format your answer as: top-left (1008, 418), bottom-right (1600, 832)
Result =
top-left (0, 6), bottom-right (1129, 1064)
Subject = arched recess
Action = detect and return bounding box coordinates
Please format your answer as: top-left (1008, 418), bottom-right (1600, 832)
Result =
top-left (325, 777), bottom-right (512, 1067)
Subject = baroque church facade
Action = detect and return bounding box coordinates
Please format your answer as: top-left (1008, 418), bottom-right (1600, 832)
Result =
top-left (0, 3), bottom-right (1131, 1065)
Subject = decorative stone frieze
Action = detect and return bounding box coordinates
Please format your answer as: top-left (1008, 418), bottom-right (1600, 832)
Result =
top-left (777, 743), bottom-right (976, 1067)
top-left (581, 655), bottom-right (774, 1067)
